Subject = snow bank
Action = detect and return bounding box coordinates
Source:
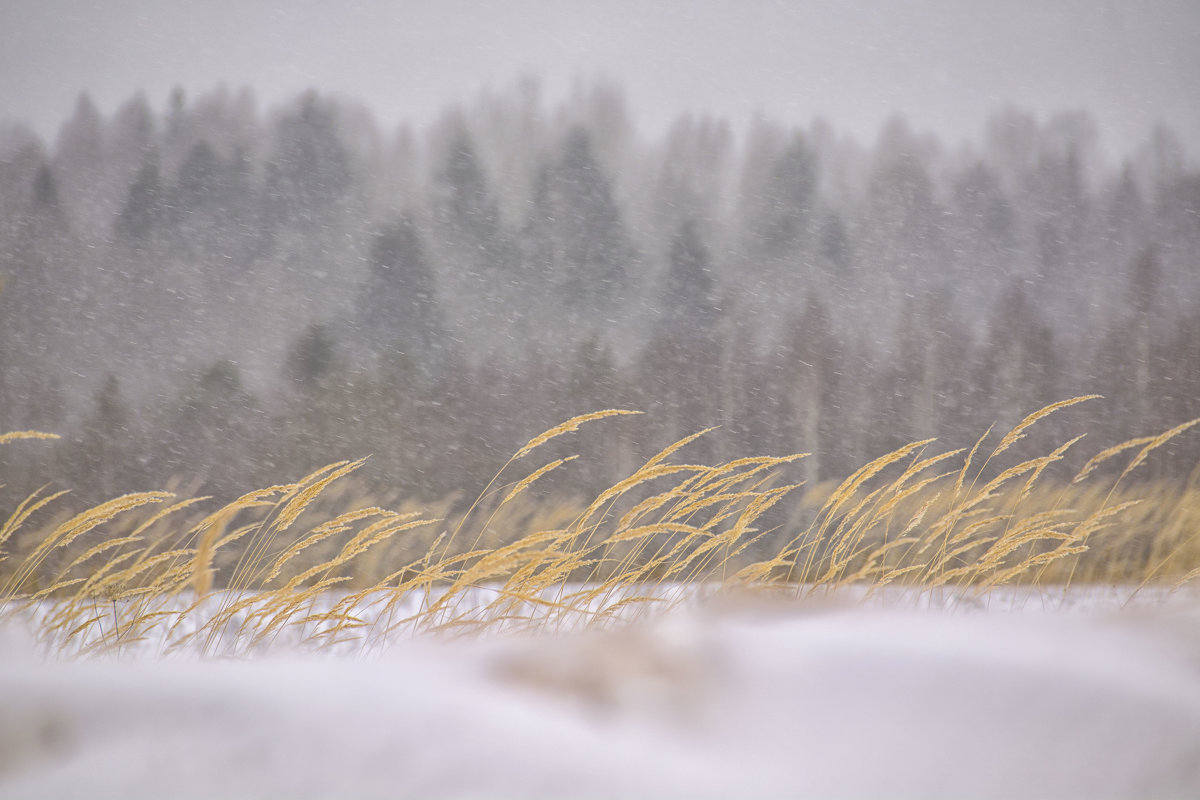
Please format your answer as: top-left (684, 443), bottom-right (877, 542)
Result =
top-left (2, 595), bottom-right (1199, 799)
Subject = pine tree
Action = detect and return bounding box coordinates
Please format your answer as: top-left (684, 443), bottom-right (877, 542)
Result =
top-left (71, 375), bottom-right (133, 500)
top-left (285, 323), bottom-right (337, 390)
top-left (356, 216), bottom-right (447, 374)
top-left (754, 132), bottom-right (817, 258)
top-left (550, 126), bottom-right (634, 311)
top-left (659, 219), bottom-right (717, 336)
top-left (262, 91), bottom-right (353, 227)
top-left (114, 158), bottom-right (165, 242)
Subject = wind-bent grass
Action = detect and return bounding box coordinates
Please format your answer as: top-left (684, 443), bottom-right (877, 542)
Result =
top-left (1, 397), bottom-right (1198, 656)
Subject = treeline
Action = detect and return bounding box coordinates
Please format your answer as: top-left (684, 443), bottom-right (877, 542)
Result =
top-left (1, 80), bottom-right (1198, 507)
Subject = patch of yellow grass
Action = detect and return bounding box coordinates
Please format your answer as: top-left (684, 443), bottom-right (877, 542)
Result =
top-left (1, 398), bottom-right (1198, 656)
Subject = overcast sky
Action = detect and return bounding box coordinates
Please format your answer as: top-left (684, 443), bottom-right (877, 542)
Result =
top-left (2, 0), bottom-right (1197, 158)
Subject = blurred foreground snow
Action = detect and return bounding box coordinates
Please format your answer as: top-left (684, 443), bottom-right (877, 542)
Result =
top-left (2, 593), bottom-right (1200, 799)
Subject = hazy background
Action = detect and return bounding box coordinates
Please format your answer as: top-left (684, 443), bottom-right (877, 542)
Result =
top-left (2, 0), bottom-right (1198, 159)
top-left (1, 0), bottom-right (1198, 513)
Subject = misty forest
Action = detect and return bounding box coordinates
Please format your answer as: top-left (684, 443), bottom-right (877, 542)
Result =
top-left (1, 80), bottom-right (1198, 514)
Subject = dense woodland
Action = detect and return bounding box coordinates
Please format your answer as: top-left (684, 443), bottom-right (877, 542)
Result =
top-left (1, 80), bottom-right (1198, 508)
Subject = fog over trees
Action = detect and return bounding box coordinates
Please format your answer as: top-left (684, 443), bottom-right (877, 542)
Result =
top-left (1, 81), bottom-right (1197, 507)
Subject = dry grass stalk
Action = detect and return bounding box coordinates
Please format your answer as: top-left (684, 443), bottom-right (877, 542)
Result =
top-left (502, 456), bottom-right (579, 505)
top-left (512, 410), bottom-right (641, 460)
top-left (0, 486), bottom-right (71, 554)
top-left (1073, 435), bottom-right (1157, 485)
top-left (990, 395), bottom-right (1100, 459)
top-left (0, 430), bottom-right (60, 446)
top-left (2, 491), bottom-right (172, 599)
top-left (261, 507), bottom-right (392, 586)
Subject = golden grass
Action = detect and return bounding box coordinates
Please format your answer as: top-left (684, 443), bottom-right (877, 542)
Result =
top-left (1, 396), bottom-right (1198, 656)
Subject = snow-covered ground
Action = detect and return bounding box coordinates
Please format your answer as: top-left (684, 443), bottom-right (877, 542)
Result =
top-left (3, 590), bottom-right (1200, 799)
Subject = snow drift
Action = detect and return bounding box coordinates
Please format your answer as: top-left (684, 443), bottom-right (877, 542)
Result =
top-left (3, 594), bottom-right (1199, 799)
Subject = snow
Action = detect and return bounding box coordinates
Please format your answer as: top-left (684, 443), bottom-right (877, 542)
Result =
top-left (2, 592), bottom-right (1200, 799)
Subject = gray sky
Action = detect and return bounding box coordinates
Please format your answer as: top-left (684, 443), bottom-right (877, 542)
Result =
top-left (2, 0), bottom-right (1198, 157)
